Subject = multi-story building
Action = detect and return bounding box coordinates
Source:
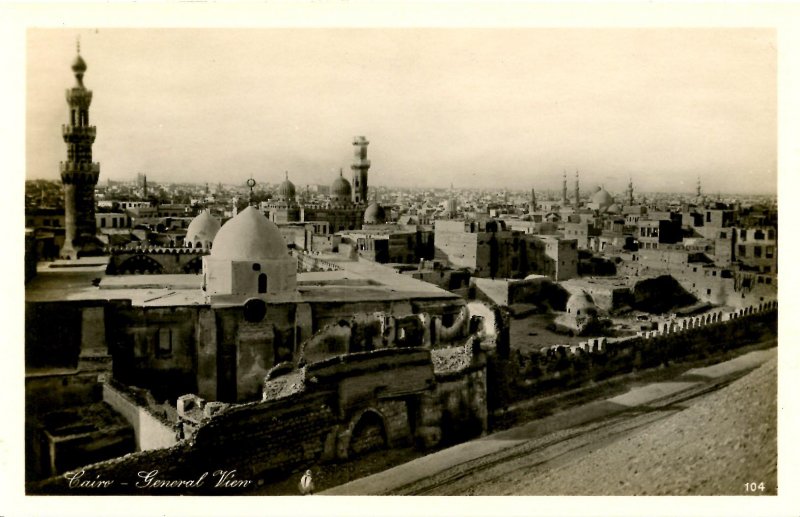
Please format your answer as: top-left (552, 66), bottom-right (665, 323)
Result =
top-left (735, 226), bottom-right (777, 275)
top-left (433, 219), bottom-right (577, 281)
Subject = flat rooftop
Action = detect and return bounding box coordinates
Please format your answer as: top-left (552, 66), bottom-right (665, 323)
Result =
top-left (26, 257), bottom-right (459, 307)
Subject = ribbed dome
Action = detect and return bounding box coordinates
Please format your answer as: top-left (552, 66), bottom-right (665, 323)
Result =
top-left (72, 54), bottom-right (87, 73)
top-left (210, 206), bottom-right (289, 260)
top-left (591, 187), bottom-right (614, 209)
top-left (277, 173), bottom-right (296, 201)
top-left (364, 202), bottom-right (387, 224)
top-left (566, 291), bottom-right (597, 314)
top-left (331, 172), bottom-right (352, 198)
top-left (185, 210), bottom-right (220, 247)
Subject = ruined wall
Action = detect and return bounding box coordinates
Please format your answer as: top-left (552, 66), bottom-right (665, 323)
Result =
top-left (102, 382), bottom-right (177, 451)
top-left (110, 305), bottom-right (200, 401)
top-left (430, 343), bottom-right (488, 445)
top-left (25, 371), bottom-right (103, 415)
top-left (26, 301), bottom-right (82, 369)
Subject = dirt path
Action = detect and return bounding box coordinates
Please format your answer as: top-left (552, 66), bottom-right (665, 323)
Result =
top-left (416, 357), bottom-right (777, 496)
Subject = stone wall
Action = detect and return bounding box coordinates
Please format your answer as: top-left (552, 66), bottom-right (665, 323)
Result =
top-left (102, 382), bottom-right (177, 451)
top-left (489, 301), bottom-right (778, 417)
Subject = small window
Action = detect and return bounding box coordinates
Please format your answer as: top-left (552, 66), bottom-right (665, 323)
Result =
top-left (252, 263), bottom-right (261, 271)
top-left (754, 246), bottom-right (762, 258)
top-left (766, 277), bottom-right (772, 284)
top-left (157, 328), bottom-right (172, 357)
top-left (706, 289), bottom-right (711, 295)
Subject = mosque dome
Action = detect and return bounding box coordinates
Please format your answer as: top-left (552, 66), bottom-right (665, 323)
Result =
top-left (566, 291), bottom-right (597, 316)
top-left (185, 210), bottom-right (221, 249)
top-left (591, 187), bottom-right (614, 210)
top-left (210, 206), bottom-right (289, 260)
top-left (606, 203), bottom-right (621, 214)
top-left (364, 202), bottom-right (387, 224)
top-left (331, 171), bottom-right (352, 198)
top-left (277, 173), bottom-right (296, 201)
top-left (71, 54), bottom-right (87, 73)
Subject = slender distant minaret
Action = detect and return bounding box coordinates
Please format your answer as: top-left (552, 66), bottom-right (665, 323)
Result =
top-left (627, 178), bottom-right (634, 206)
top-left (561, 171), bottom-right (568, 206)
top-left (530, 188), bottom-right (537, 212)
top-left (696, 176), bottom-right (702, 197)
top-left (60, 37), bottom-right (100, 259)
top-left (574, 170), bottom-right (580, 208)
top-left (351, 136), bottom-right (370, 204)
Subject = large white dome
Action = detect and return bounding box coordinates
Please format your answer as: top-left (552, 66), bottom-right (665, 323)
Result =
top-left (210, 206), bottom-right (289, 260)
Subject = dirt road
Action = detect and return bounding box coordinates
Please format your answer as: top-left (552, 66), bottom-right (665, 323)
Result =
top-left (399, 356), bottom-right (777, 496)
top-left (324, 347), bottom-right (777, 496)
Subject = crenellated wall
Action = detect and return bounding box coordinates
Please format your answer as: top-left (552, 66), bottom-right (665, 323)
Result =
top-left (490, 300), bottom-right (777, 421)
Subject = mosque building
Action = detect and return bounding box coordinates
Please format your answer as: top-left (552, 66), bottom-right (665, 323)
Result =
top-left (264, 137), bottom-right (380, 234)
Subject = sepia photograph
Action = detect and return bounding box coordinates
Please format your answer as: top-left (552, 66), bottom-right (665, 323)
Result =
top-left (6, 3), bottom-right (800, 516)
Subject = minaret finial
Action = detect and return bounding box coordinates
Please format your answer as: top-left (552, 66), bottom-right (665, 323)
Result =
top-left (285, 170), bottom-right (288, 180)
top-left (339, 168), bottom-right (343, 177)
top-left (246, 177), bottom-right (256, 206)
top-left (76, 35), bottom-right (80, 55)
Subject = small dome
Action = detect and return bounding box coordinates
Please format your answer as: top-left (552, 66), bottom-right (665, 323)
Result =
top-left (364, 202), bottom-right (387, 224)
top-left (210, 206), bottom-right (289, 260)
top-left (277, 173), bottom-right (296, 201)
top-left (591, 187), bottom-right (614, 210)
top-left (71, 54), bottom-right (87, 73)
top-left (185, 210), bottom-right (221, 247)
top-left (607, 203), bottom-right (621, 214)
top-left (330, 171), bottom-right (352, 200)
top-left (566, 291), bottom-right (597, 315)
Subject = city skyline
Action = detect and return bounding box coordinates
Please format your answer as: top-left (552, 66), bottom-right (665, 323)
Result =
top-left (27, 29), bottom-right (776, 196)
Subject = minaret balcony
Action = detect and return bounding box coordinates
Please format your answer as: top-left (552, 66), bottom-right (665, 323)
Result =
top-left (62, 125), bottom-right (96, 138)
top-left (350, 159), bottom-right (371, 169)
top-left (61, 162), bottom-right (100, 183)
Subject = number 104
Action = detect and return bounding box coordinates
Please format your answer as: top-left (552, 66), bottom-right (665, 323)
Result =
top-left (744, 482), bottom-right (765, 492)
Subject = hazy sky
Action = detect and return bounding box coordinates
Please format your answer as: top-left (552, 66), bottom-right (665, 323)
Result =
top-left (26, 28), bottom-right (777, 195)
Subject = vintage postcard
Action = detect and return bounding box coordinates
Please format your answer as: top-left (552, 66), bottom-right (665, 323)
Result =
top-left (4, 2), bottom-right (800, 517)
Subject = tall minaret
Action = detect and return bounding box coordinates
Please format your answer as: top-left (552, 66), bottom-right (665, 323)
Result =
top-left (627, 177), bottom-right (634, 206)
top-left (351, 136), bottom-right (370, 204)
top-left (529, 188), bottom-right (537, 212)
top-left (574, 170), bottom-right (580, 208)
top-left (561, 170), bottom-right (568, 206)
top-left (696, 176), bottom-right (702, 197)
top-left (60, 38), bottom-right (100, 259)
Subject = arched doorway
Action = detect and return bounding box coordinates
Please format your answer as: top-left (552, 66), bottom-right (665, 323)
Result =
top-left (349, 410), bottom-right (387, 456)
top-left (258, 273), bottom-right (267, 293)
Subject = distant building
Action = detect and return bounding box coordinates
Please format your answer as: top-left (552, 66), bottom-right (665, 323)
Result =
top-left (434, 219), bottom-right (577, 281)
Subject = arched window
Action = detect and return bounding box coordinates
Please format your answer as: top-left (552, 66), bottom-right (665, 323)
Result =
top-left (195, 241), bottom-right (202, 249)
top-left (187, 241), bottom-right (193, 248)
top-left (258, 273), bottom-right (267, 293)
